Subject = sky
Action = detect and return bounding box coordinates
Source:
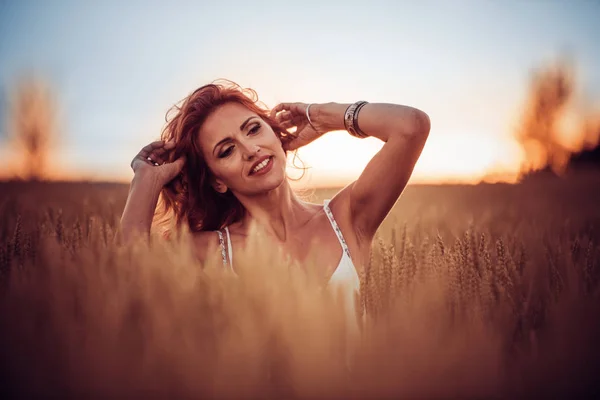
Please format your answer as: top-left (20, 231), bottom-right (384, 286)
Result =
top-left (1, 0), bottom-right (599, 186)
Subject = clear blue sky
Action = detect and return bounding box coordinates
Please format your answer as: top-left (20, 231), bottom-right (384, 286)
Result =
top-left (1, 0), bottom-right (599, 182)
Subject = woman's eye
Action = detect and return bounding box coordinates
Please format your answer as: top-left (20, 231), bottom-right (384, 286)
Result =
top-left (249, 124), bottom-right (261, 135)
top-left (219, 146), bottom-right (234, 158)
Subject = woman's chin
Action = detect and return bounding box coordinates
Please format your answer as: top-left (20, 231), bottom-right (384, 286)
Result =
top-left (261, 174), bottom-right (286, 191)
top-left (245, 171), bottom-right (286, 193)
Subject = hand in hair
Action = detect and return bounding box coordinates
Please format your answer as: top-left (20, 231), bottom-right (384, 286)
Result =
top-left (120, 140), bottom-right (185, 244)
top-left (130, 139), bottom-right (186, 187)
top-left (271, 102), bottom-right (325, 151)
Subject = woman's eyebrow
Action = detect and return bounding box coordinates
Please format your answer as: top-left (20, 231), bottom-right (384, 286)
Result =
top-left (239, 116), bottom-right (257, 131)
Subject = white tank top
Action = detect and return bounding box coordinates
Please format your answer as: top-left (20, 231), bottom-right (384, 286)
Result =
top-left (216, 200), bottom-right (360, 289)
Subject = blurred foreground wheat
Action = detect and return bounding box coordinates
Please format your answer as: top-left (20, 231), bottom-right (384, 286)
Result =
top-left (1, 177), bottom-right (599, 399)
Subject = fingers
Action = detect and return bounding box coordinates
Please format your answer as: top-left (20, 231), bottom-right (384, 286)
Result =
top-left (153, 144), bottom-right (174, 157)
top-left (271, 102), bottom-right (290, 117)
top-left (274, 109), bottom-right (308, 134)
top-left (145, 155), bottom-right (163, 166)
top-left (132, 139), bottom-right (176, 170)
top-left (142, 152), bottom-right (165, 166)
top-left (161, 155), bottom-right (187, 181)
top-left (130, 154), bottom-right (159, 170)
top-left (140, 140), bottom-right (166, 155)
top-left (279, 110), bottom-right (293, 119)
top-left (147, 141), bottom-right (183, 168)
top-left (279, 119), bottom-right (295, 129)
top-left (275, 110), bottom-right (293, 124)
top-left (270, 102), bottom-right (306, 119)
top-left (140, 139), bottom-right (175, 155)
top-left (150, 139), bottom-right (177, 155)
top-left (273, 109), bottom-right (308, 131)
top-left (170, 155), bottom-right (186, 170)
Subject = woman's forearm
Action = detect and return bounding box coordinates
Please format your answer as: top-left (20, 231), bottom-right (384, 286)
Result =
top-left (120, 172), bottom-right (162, 243)
top-left (315, 102), bottom-right (430, 143)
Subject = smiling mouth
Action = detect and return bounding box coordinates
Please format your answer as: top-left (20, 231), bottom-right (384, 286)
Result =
top-left (249, 156), bottom-right (273, 175)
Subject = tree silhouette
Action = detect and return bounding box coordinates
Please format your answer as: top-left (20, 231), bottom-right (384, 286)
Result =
top-left (9, 78), bottom-right (56, 181)
top-left (516, 58), bottom-right (600, 176)
top-left (516, 60), bottom-right (574, 175)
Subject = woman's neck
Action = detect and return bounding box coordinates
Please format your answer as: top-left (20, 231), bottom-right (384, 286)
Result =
top-left (233, 181), bottom-right (313, 242)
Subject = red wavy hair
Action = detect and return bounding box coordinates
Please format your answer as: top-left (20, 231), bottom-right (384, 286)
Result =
top-left (155, 79), bottom-right (297, 234)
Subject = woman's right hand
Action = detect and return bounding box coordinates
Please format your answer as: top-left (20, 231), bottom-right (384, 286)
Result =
top-left (130, 139), bottom-right (186, 188)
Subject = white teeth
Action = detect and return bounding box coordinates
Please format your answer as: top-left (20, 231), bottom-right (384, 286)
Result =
top-left (252, 158), bottom-right (270, 173)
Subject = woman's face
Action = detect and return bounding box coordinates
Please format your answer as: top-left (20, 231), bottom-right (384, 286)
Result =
top-left (197, 102), bottom-right (287, 196)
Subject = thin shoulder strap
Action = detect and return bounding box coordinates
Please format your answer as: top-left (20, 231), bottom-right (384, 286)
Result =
top-left (225, 226), bottom-right (233, 268)
top-left (323, 199), bottom-right (352, 258)
top-left (216, 230), bottom-right (229, 268)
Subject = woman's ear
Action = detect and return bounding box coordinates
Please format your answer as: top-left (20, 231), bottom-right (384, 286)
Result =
top-left (211, 178), bottom-right (228, 194)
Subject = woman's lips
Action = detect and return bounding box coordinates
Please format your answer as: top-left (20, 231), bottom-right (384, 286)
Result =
top-left (249, 156), bottom-right (273, 176)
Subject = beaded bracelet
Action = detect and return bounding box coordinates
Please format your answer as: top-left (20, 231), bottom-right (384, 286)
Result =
top-left (344, 101), bottom-right (369, 138)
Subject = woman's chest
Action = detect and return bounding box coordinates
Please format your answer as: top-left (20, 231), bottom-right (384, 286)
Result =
top-left (232, 214), bottom-right (357, 280)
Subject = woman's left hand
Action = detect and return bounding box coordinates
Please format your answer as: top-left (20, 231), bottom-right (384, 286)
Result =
top-left (270, 102), bottom-right (325, 151)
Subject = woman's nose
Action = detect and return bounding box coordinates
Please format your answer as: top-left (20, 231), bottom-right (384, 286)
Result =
top-left (242, 144), bottom-right (261, 161)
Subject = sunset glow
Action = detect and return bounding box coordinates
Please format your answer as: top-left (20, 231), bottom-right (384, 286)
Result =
top-left (0, 1), bottom-right (598, 186)
top-left (283, 129), bottom-right (524, 187)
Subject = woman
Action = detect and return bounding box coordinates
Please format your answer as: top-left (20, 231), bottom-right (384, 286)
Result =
top-left (120, 80), bottom-right (430, 309)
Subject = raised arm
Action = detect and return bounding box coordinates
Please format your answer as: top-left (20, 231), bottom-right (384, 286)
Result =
top-left (120, 140), bottom-right (185, 243)
top-left (317, 102), bottom-right (430, 241)
top-left (120, 171), bottom-right (163, 243)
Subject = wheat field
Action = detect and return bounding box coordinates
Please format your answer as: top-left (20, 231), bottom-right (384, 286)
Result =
top-left (1, 172), bottom-right (599, 399)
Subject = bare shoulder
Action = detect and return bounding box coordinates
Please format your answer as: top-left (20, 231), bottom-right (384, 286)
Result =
top-left (190, 230), bottom-right (222, 265)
